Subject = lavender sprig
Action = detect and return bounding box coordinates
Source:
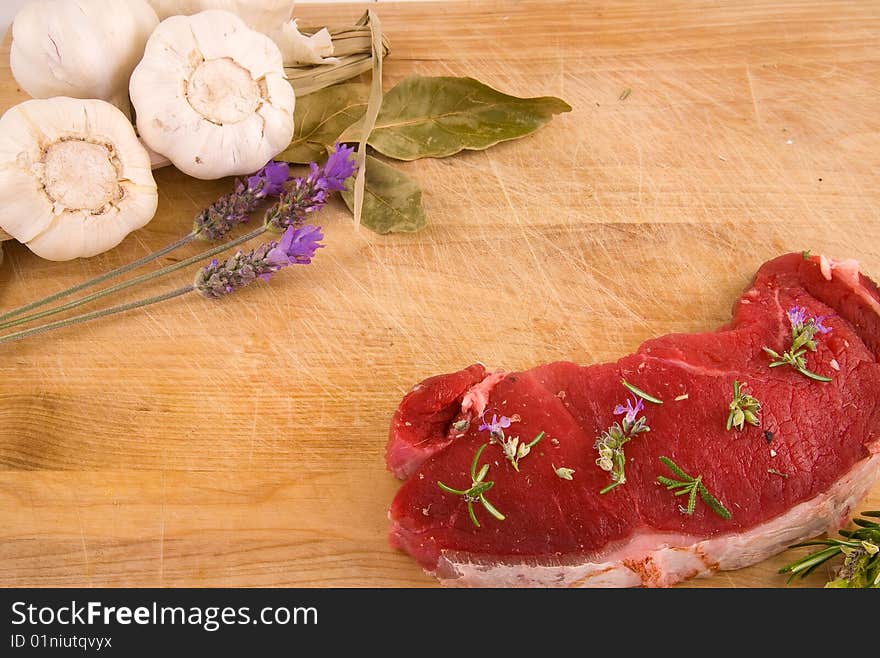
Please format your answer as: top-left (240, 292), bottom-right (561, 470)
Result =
top-left (0, 226), bottom-right (326, 346)
top-left (0, 147), bottom-right (356, 337)
top-left (195, 162), bottom-right (291, 240)
top-left (265, 144), bottom-right (356, 231)
top-left (195, 225), bottom-right (324, 298)
top-left (0, 161), bottom-right (292, 327)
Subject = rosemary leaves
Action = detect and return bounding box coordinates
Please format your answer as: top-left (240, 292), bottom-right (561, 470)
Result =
top-left (763, 306), bottom-right (833, 382)
top-left (656, 456), bottom-right (731, 520)
top-left (779, 510), bottom-right (880, 587)
top-left (437, 444), bottom-right (505, 528)
top-left (479, 413), bottom-right (543, 472)
top-left (595, 394), bottom-right (650, 494)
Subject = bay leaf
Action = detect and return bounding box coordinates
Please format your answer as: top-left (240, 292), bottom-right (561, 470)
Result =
top-left (339, 75), bottom-right (571, 160)
top-left (340, 156), bottom-right (426, 234)
top-left (276, 82), bottom-right (370, 164)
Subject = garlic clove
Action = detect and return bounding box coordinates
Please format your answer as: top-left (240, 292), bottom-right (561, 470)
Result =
top-left (27, 183), bottom-right (157, 260)
top-left (131, 10), bottom-right (295, 180)
top-left (0, 98), bottom-right (158, 261)
top-left (0, 167), bottom-right (55, 242)
top-left (11, 0), bottom-right (158, 109)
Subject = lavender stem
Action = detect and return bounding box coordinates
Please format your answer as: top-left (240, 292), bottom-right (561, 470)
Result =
top-left (0, 285), bottom-right (195, 346)
top-left (0, 232), bottom-right (197, 323)
top-left (0, 227), bottom-right (266, 332)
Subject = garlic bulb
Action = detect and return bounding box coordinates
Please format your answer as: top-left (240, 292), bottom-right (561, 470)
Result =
top-left (147, 0), bottom-right (292, 33)
top-left (130, 10), bottom-right (295, 180)
top-left (146, 0), bottom-right (336, 65)
top-left (0, 98), bottom-right (158, 261)
top-left (10, 0), bottom-right (159, 112)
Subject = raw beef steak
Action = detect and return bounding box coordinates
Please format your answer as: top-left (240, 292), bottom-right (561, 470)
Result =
top-left (386, 253), bottom-right (880, 586)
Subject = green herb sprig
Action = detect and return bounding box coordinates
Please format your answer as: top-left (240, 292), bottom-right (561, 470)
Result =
top-left (437, 444), bottom-right (505, 528)
top-left (595, 411), bottom-right (650, 494)
top-left (656, 456), bottom-right (732, 520)
top-left (621, 379), bottom-right (663, 404)
top-left (726, 380), bottom-right (762, 431)
top-left (779, 511), bottom-right (880, 587)
top-left (498, 431), bottom-right (544, 472)
top-left (763, 307), bottom-right (832, 382)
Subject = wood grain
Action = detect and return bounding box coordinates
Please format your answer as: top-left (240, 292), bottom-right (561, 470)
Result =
top-left (0, 0), bottom-right (878, 587)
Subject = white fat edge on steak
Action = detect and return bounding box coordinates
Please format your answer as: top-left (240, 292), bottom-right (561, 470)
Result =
top-left (819, 255), bottom-right (880, 316)
top-left (461, 371), bottom-right (507, 418)
top-left (429, 448), bottom-right (880, 587)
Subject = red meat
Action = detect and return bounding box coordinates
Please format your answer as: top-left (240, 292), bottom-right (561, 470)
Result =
top-left (387, 253), bottom-right (880, 586)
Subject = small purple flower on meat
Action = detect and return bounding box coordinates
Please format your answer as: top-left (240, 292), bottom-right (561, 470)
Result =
top-left (813, 315), bottom-right (833, 335)
top-left (614, 395), bottom-right (644, 424)
top-left (479, 413), bottom-right (511, 438)
top-left (787, 306), bottom-right (807, 329)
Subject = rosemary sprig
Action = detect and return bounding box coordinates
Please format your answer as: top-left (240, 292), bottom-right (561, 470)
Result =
top-left (479, 413), bottom-right (544, 472)
top-left (656, 456), bottom-right (732, 520)
top-left (763, 347), bottom-right (832, 382)
top-left (621, 379), bottom-right (663, 404)
top-left (595, 396), bottom-right (650, 494)
top-left (763, 307), bottom-right (833, 382)
top-left (437, 443), bottom-right (505, 528)
top-left (498, 431), bottom-right (544, 472)
top-left (726, 380), bottom-right (761, 431)
top-left (779, 511), bottom-right (880, 587)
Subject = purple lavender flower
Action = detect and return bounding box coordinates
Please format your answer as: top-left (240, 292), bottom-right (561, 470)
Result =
top-left (813, 315), bottom-right (833, 334)
top-left (194, 161), bottom-right (291, 241)
top-left (194, 225), bottom-right (324, 298)
top-left (266, 224), bottom-right (324, 267)
top-left (614, 395), bottom-right (644, 424)
top-left (479, 413), bottom-right (511, 435)
top-left (248, 161), bottom-right (291, 199)
top-left (316, 144), bottom-right (357, 192)
top-left (787, 306), bottom-right (807, 328)
top-left (264, 144), bottom-right (357, 231)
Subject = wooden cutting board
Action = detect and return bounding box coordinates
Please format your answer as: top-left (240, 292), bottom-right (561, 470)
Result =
top-left (0, 0), bottom-right (877, 588)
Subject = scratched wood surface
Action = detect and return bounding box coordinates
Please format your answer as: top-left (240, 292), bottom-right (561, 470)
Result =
top-left (0, 0), bottom-right (878, 588)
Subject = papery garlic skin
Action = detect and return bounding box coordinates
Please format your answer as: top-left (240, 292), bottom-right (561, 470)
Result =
top-left (269, 18), bottom-right (336, 65)
top-left (130, 10), bottom-right (295, 180)
top-left (10, 0), bottom-right (159, 110)
top-left (0, 98), bottom-right (158, 261)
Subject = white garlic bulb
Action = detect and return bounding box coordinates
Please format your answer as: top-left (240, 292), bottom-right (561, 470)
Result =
top-left (10, 0), bottom-right (159, 112)
top-left (129, 10), bottom-right (296, 180)
top-left (145, 1), bottom-right (336, 65)
top-left (147, 0), bottom-right (293, 33)
top-left (0, 97), bottom-right (158, 261)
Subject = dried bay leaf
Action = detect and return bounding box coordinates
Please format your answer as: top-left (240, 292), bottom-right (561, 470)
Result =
top-left (340, 75), bottom-right (571, 160)
top-left (276, 83), bottom-right (370, 164)
top-left (340, 156), bottom-right (426, 234)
